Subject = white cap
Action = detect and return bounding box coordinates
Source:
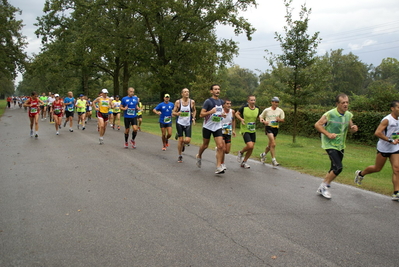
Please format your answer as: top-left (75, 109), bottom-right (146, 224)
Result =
top-left (102, 89), bottom-right (109, 94)
top-left (271, 96), bottom-right (280, 102)
top-left (54, 94), bottom-right (59, 97)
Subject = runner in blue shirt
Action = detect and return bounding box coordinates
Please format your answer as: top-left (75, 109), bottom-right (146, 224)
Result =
top-left (63, 91), bottom-right (75, 132)
top-left (153, 93), bottom-right (174, 151)
top-left (120, 87), bottom-right (140, 149)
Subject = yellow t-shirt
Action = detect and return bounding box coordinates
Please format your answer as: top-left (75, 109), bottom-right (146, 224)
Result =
top-left (137, 102), bottom-right (143, 115)
top-left (76, 99), bottom-right (87, 112)
top-left (112, 100), bottom-right (121, 113)
top-left (98, 97), bottom-right (110, 113)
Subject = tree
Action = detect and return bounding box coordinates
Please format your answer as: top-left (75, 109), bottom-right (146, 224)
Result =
top-left (215, 65), bottom-right (259, 105)
top-left (373, 57), bottom-right (399, 90)
top-left (34, 0), bottom-right (257, 100)
top-left (327, 49), bottom-right (370, 96)
top-left (0, 0), bottom-right (27, 96)
top-left (267, 0), bottom-right (321, 143)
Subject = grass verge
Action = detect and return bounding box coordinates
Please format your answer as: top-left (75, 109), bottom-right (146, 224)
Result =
top-left (0, 100), bottom-right (7, 117)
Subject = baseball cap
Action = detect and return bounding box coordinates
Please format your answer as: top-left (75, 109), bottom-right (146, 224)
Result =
top-left (164, 94), bottom-right (170, 98)
top-left (79, 94), bottom-right (84, 97)
top-left (271, 96), bottom-right (280, 102)
top-left (115, 95), bottom-right (120, 98)
top-left (102, 89), bottom-right (109, 94)
top-left (54, 94), bottom-right (59, 97)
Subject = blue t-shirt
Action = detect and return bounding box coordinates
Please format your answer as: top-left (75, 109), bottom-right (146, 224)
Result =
top-left (155, 102), bottom-right (174, 124)
top-left (64, 97), bottom-right (75, 112)
top-left (121, 95), bottom-right (139, 118)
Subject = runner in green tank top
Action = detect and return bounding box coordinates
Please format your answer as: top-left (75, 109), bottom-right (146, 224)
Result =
top-left (235, 95), bottom-right (260, 169)
top-left (315, 94), bottom-right (358, 199)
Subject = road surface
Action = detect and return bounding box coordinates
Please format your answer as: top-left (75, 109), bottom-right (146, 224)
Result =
top-left (1, 107), bottom-right (398, 266)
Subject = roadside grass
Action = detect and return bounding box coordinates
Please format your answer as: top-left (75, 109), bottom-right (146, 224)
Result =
top-left (139, 113), bottom-right (394, 196)
top-left (0, 100), bottom-right (6, 117)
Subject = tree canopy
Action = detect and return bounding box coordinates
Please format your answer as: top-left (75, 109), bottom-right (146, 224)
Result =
top-left (31, 0), bottom-right (257, 99)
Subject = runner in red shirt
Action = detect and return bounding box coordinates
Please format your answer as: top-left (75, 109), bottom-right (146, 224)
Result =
top-left (52, 94), bottom-right (63, 135)
top-left (6, 96), bottom-right (12, 108)
top-left (23, 91), bottom-right (44, 138)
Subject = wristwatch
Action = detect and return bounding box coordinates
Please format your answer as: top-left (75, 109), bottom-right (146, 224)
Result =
top-left (388, 139), bottom-right (394, 143)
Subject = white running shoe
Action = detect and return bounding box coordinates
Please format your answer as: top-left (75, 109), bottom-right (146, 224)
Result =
top-left (354, 170), bottom-right (364, 185)
top-left (392, 193), bottom-right (399, 201)
top-left (56, 131), bottom-right (59, 135)
top-left (215, 166), bottom-right (225, 174)
top-left (260, 152), bottom-right (266, 163)
top-left (272, 159), bottom-right (280, 166)
top-left (221, 163), bottom-right (227, 171)
top-left (99, 137), bottom-right (104, 145)
top-left (237, 151), bottom-right (243, 163)
top-left (196, 154), bottom-right (201, 168)
top-left (241, 161), bottom-right (250, 169)
top-left (30, 130), bottom-right (33, 137)
top-left (317, 185), bottom-right (331, 199)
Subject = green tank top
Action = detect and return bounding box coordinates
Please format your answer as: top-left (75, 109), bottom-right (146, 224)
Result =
top-left (238, 104), bottom-right (260, 134)
top-left (321, 108), bottom-right (353, 150)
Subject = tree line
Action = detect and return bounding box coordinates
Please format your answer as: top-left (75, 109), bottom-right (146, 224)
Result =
top-left (2, 0), bottom-right (399, 122)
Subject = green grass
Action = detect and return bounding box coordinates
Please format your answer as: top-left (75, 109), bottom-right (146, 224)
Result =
top-left (0, 100), bottom-right (7, 117)
top-left (139, 113), bottom-right (394, 196)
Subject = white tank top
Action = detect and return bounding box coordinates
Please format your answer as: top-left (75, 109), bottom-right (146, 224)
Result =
top-left (177, 99), bottom-right (191, 126)
top-left (377, 114), bottom-right (399, 153)
top-left (221, 109), bottom-right (233, 135)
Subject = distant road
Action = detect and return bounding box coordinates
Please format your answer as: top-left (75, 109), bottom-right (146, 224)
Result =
top-left (1, 106), bottom-right (398, 267)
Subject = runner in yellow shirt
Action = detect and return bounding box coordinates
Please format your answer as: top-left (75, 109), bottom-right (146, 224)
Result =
top-left (93, 89), bottom-right (112, 144)
top-left (112, 95), bottom-right (121, 130)
top-left (75, 94), bottom-right (87, 130)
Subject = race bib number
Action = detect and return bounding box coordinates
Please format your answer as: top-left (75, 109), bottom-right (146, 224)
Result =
top-left (247, 122), bottom-right (256, 131)
top-left (114, 108), bottom-right (120, 112)
top-left (270, 120), bottom-right (278, 127)
top-left (67, 107), bottom-right (74, 112)
top-left (54, 109), bottom-right (61, 114)
top-left (223, 123), bottom-right (232, 135)
top-left (101, 101), bottom-right (109, 106)
top-left (164, 116), bottom-right (171, 123)
top-left (180, 111), bottom-right (189, 117)
top-left (127, 108), bottom-right (135, 116)
top-left (391, 132), bottom-right (399, 140)
top-left (211, 114), bottom-right (221, 122)
top-left (30, 108), bottom-right (37, 113)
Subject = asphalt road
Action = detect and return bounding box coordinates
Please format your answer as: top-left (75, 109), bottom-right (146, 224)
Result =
top-left (1, 106), bottom-right (399, 267)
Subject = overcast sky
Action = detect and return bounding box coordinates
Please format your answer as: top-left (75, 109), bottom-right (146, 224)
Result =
top-left (9, 0), bottom-right (399, 80)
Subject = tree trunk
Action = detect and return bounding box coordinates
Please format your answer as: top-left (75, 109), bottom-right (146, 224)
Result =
top-left (293, 102), bottom-right (297, 143)
top-left (113, 57), bottom-right (121, 97)
top-left (122, 60), bottom-right (129, 96)
top-left (82, 69), bottom-right (89, 96)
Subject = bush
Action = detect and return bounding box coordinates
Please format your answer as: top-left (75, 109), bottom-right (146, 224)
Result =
top-left (277, 108), bottom-right (385, 146)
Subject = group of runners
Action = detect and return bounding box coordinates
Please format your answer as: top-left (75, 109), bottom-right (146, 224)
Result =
top-left (6, 95), bottom-right (29, 109)
top-left (19, 85), bottom-right (399, 201)
top-left (151, 84), bottom-right (285, 174)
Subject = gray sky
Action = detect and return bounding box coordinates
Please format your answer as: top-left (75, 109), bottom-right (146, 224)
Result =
top-left (9, 0), bottom-right (399, 80)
